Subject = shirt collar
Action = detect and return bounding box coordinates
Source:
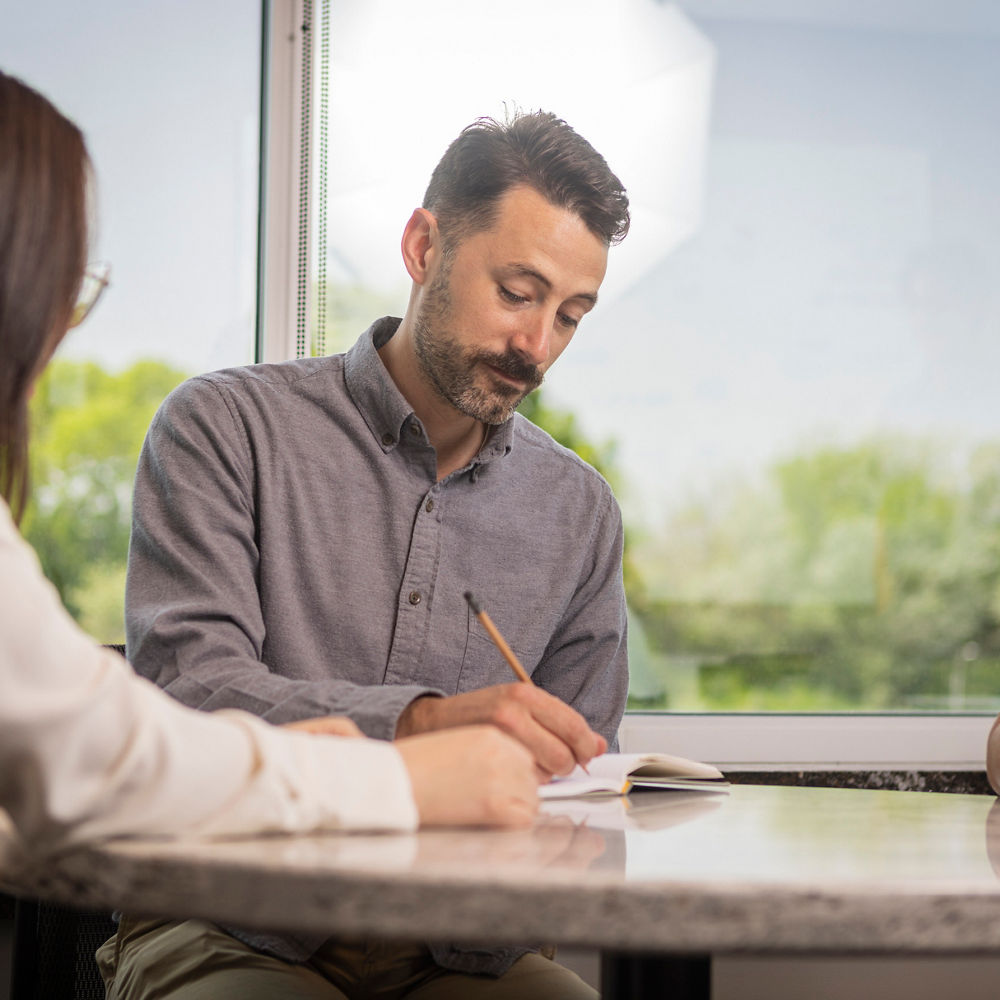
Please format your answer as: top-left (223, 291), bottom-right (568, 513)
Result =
top-left (343, 317), bottom-right (514, 464)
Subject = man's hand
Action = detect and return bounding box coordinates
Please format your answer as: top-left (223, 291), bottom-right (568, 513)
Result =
top-left (283, 716), bottom-right (363, 737)
top-left (396, 726), bottom-right (540, 828)
top-left (395, 684), bottom-right (607, 778)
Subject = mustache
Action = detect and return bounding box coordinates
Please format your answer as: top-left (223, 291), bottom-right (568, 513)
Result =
top-left (476, 349), bottom-right (543, 390)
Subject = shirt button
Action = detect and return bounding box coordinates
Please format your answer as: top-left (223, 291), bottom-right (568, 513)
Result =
top-left (408, 591), bottom-right (422, 606)
top-left (425, 499), bottom-right (435, 513)
top-left (381, 432), bottom-right (395, 446)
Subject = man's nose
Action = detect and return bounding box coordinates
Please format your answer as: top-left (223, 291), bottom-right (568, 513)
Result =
top-left (510, 311), bottom-right (553, 366)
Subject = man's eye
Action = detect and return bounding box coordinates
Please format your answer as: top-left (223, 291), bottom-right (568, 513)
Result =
top-left (557, 313), bottom-right (580, 331)
top-left (499, 286), bottom-right (527, 305)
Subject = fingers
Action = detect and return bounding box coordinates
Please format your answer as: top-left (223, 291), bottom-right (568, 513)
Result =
top-left (396, 727), bottom-right (540, 829)
top-left (535, 763), bottom-right (554, 784)
top-left (492, 700), bottom-right (578, 775)
top-left (396, 685), bottom-right (607, 778)
top-left (488, 685), bottom-right (605, 775)
top-left (283, 715), bottom-right (363, 738)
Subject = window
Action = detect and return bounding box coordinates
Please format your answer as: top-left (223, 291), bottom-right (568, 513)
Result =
top-left (3, 1), bottom-right (262, 640)
top-left (272, 0), bottom-right (1000, 739)
top-left (9, 2), bottom-right (997, 764)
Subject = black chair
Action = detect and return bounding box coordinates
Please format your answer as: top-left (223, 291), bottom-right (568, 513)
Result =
top-left (7, 644), bottom-right (127, 1000)
top-left (9, 899), bottom-right (116, 1000)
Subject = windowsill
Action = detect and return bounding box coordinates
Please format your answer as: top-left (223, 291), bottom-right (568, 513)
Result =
top-left (619, 712), bottom-right (996, 772)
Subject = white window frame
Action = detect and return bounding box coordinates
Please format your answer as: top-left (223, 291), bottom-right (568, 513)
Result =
top-left (254, 0), bottom-right (996, 774)
top-left (257, 0), bottom-right (311, 363)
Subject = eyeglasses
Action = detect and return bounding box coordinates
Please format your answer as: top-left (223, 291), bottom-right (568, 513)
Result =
top-left (69, 262), bottom-right (111, 329)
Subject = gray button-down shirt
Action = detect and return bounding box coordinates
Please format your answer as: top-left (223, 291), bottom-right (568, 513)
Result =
top-left (126, 317), bottom-right (629, 974)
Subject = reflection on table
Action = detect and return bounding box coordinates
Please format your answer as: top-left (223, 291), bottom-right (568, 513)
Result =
top-left (3, 785), bottom-right (1000, 958)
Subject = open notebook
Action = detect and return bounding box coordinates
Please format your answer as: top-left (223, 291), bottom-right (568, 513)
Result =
top-left (539, 752), bottom-right (729, 799)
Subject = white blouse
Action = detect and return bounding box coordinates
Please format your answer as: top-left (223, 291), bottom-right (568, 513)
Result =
top-left (0, 499), bottom-right (417, 848)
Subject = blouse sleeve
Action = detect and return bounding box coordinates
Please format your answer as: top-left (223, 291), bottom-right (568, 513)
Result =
top-left (0, 501), bottom-right (417, 849)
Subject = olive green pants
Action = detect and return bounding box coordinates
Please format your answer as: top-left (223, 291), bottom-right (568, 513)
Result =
top-left (97, 916), bottom-right (598, 1000)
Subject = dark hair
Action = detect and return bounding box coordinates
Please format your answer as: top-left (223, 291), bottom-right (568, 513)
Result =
top-left (0, 71), bottom-right (89, 522)
top-left (422, 110), bottom-right (630, 251)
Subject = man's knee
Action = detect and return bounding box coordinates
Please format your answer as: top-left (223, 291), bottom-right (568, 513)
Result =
top-left (412, 952), bottom-right (598, 1000)
top-left (501, 953), bottom-right (599, 1000)
top-left (98, 916), bottom-right (339, 1000)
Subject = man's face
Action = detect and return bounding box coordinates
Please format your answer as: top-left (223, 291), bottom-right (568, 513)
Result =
top-left (412, 184), bottom-right (608, 425)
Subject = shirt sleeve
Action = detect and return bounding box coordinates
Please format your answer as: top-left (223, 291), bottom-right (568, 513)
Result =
top-left (126, 377), bottom-right (442, 739)
top-left (530, 484), bottom-right (629, 751)
top-left (0, 501), bottom-right (418, 849)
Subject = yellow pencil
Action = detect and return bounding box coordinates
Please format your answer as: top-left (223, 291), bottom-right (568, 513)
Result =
top-left (464, 591), bottom-right (532, 684)
top-left (464, 591), bottom-right (590, 774)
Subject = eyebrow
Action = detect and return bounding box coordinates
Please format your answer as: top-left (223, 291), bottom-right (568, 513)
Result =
top-left (506, 263), bottom-right (599, 308)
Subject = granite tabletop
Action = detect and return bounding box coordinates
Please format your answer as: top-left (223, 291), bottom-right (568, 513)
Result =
top-left (4, 784), bottom-right (1000, 955)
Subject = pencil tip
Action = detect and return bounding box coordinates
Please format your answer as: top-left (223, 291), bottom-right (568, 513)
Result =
top-left (463, 591), bottom-right (480, 613)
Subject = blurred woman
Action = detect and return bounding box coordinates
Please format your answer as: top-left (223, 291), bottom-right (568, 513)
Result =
top-left (0, 70), bottom-right (538, 850)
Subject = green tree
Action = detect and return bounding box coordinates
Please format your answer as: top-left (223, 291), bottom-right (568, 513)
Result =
top-left (22, 359), bottom-right (188, 636)
top-left (636, 437), bottom-right (1000, 711)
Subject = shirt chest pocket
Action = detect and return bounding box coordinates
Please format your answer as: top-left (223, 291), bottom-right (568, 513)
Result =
top-left (455, 614), bottom-right (547, 694)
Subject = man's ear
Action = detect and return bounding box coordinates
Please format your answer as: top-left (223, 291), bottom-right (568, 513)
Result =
top-left (400, 207), bottom-right (441, 286)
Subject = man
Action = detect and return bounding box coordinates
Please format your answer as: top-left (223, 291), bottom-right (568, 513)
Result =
top-left (111, 111), bottom-right (630, 999)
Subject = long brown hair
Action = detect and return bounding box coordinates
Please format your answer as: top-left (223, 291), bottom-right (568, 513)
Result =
top-left (0, 71), bottom-right (89, 522)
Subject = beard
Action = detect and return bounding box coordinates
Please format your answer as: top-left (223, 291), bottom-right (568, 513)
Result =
top-left (412, 262), bottom-right (544, 425)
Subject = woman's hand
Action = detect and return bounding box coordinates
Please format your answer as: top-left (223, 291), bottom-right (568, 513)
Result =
top-left (283, 716), bottom-right (363, 738)
top-left (396, 725), bottom-right (541, 828)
